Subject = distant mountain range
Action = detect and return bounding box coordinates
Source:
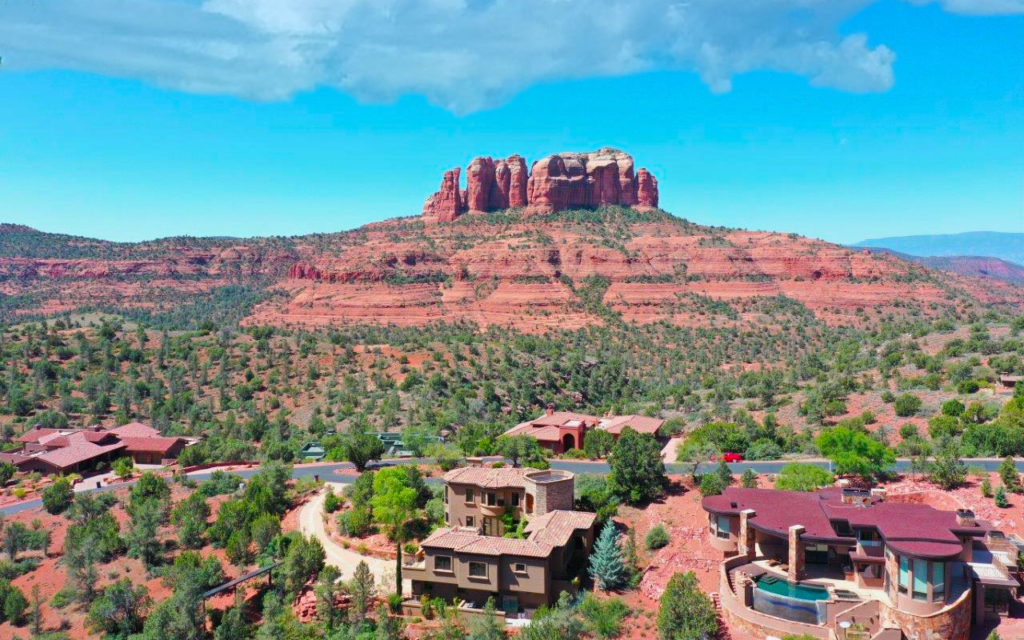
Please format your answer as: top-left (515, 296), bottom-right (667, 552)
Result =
top-left (853, 231), bottom-right (1024, 266)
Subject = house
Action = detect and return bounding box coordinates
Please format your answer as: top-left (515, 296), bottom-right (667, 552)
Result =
top-left (403, 466), bottom-right (596, 615)
top-left (999, 375), bottom-right (1022, 392)
top-left (7, 422), bottom-right (188, 474)
top-left (702, 486), bottom-right (1021, 640)
top-left (502, 405), bottom-right (665, 454)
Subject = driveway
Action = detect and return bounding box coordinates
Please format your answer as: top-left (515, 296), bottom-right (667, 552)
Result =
top-left (298, 483), bottom-right (409, 595)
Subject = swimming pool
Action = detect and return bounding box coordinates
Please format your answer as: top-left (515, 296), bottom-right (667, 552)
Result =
top-left (751, 575), bottom-right (830, 625)
top-left (754, 575), bottom-right (830, 601)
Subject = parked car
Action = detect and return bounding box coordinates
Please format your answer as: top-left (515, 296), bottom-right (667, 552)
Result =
top-left (720, 452), bottom-right (744, 463)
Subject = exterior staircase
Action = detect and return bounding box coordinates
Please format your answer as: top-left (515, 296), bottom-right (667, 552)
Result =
top-left (710, 592), bottom-right (734, 640)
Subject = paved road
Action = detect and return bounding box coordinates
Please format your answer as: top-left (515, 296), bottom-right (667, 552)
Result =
top-left (3, 456), bottom-right (1021, 517)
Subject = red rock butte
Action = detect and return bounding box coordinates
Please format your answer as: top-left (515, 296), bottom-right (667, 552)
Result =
top-left (422, 148), bottom-right (659, 222)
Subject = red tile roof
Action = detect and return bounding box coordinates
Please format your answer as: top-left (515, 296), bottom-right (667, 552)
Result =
top-left (597, 414), bottom-right (665, 436)
top-left (703, 487), bottom-right (984, 559)
top-left (524, 510), bottom-right (596, 547)
top-left (33, 431), bottom-right (126, 471)
top-left (421, 527), bottom-right (554, 558)
top-left (443, 466), bottom-right (532, 489)
top-left (109, 422), bottom-right (163, 439)
top-left (502, 411), bottom-right (598, 442)
top-left (14, 428), bottom-right (60, 444)
top-left (119, 436), bottom-right (184, 455)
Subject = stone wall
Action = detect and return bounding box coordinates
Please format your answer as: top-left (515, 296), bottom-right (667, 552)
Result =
top-left (528, 473), bottom-right (574, 515)
top-left (879, 586), bottom-right (972, 640)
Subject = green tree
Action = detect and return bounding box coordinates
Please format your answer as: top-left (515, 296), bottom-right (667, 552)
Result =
top-left (583, 429), bottom-right (615, 459)
top-left (0, 461), bottom-right (16, 486)
top-left (496, 435), bottom-right (548, 468)
top-left (340, 432), bottom-right (386, 472)
top-left (657, 571), bottom-right (718, 640)
top-left (214, 593), bottom-right (251, 640)
top-left (740, 469), bottom-right (758, 488)
top-left (314, 565), bottom-right (345, 631)
top-left (930, 438), bottom-right (967, 491)
top-left (894, 393), bottom-right (923, 417)
top-left (774, 463), bottom-right (835, 491)
top-left (816, 427), bottom-right (894, 478)
top-left (112, 457), bottom-right (135, 479)
top-left (999, 456), bottom-right (1021, 493)
top-left (370, 467), bottom-right (422, 597)
top-left (279, 534), bottom-right (325, 596)
top-left (579, 594), bottom-right (629, 639)
top-left (86, 579), bottom-right (151, 639)
top-left (171, 492), bottom-right (210, 550)
top-left (469, 597), bottom-right (507, 640)
top-left (645, 524), bottom-right (670, 550)
top-left (608, 427), bottom-right (666, 504)
top-left (125, 497), bottom-right (164, 568)
top-left (995, 485), bottom-right (1010, 508)
top-left (349, 559), bottom-right (375, 624)
top-left (589, 520), bottom-right (627, 591)
top-left (42, 477), bottom-right (74, 515)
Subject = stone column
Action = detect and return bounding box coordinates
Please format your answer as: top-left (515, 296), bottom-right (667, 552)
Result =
top-left (739, 509), bottom-right (757, 559)
top-left (788, 525), bottom-right (806, 582)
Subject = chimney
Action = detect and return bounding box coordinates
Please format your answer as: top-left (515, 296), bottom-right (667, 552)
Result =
top-left (955, 509), bottom-right (976, 527)
top-left (545, 403), bottom-right (555, 416)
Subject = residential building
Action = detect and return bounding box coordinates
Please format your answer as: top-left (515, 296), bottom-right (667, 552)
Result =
top-left (702, 486), bottom-right (1021, 640)
top-left (5, 423), bottom-right (188, 474)
top-left (404, 466), bottom-right (596, 615)
top-left (502, 405), bottom-right (665, 453)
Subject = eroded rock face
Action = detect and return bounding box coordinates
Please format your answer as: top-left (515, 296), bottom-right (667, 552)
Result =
top-left (422, 168), bottom-right (462, 222)
top-left (422, 148), bottom-right (658, 221)
top-left (636, 168), bottom-right (659, 210)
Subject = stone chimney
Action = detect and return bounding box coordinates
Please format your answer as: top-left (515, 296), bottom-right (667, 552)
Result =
top-left (545, 403), bottom-right (555, 416)
top-left (955, 509), bottom-right (976, 527)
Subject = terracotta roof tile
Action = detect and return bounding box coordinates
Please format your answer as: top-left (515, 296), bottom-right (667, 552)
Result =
top-left (443, 466), bottom-right (532, 489)
top-left (524, 510), bottom-right (596, 547)
top-left (421, 527), bottom-right (553, 558)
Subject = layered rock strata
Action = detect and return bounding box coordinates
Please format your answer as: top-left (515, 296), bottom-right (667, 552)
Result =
top-left (422, 148), bottom-right (658, 221)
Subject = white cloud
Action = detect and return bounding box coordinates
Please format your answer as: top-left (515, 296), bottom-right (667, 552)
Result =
top-left (0, 0), bottom-right (1008, 114)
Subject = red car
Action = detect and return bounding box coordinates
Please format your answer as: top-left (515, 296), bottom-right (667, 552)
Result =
top-left (719, 452), bottom-right (744, 463)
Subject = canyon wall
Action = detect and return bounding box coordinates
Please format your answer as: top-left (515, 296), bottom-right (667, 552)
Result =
top-left (422, 148), bottom-right (658, 221)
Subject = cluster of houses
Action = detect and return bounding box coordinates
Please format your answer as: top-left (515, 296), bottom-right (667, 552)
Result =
top-left (502, 406), bottom-right (665, 453)
top-left (0, 422), bottom-right (190, 475)
top-left (703, 486), bottom-right (1022, 640)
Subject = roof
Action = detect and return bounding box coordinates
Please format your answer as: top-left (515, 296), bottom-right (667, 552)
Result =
top-left (119, 436), bottom-right (184, 454)
top-left (597, 414), bottom-right (665, 436)
top-left (32, 431), bottom-right (126, 471)
top-left (421, 527), bottom-right (553, 559)
top-left (524, 510), bottom-right (597, 547)
top-left (443, 466), bottom-right (532, 489)
top-left (503, 411), bottom-right (599, 442)
top-left (14, 428), bottom-right (60, 444)
top-left (703, 487), bottom-right (986, 560)
top-left (108, 422), bottom-right (163, 438)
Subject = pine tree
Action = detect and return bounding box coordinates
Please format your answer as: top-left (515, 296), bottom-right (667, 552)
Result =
top-left (999, 457), bottom-right (1021, 493)
top-left (657, 571), bottom-right (719, 640)
top-left (995, 485), bottom-right (1010, 508)
top-left (589, 520), bottom-right (627, 591)
top-left (350, 560), bottom-right (375, 624)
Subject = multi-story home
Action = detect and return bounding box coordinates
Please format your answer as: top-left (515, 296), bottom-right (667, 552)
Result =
top-left (404, 466), bottom-right (596, 615)
top-left (703, 486), bottom-right (1021, 640)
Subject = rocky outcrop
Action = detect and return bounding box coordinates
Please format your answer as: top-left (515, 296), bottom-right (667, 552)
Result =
top-left (422, 148), bottom-right (659, 221)
top-left (422, 168), bottom-right (462, 222)
top-left (636, 168), bottom-right (659, 210)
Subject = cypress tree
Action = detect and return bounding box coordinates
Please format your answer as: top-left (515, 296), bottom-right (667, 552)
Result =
top-left (589, 520), bottom-right (627, 591)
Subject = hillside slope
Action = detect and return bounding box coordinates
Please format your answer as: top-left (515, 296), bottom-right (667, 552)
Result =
top-left (2, 211), bottom-right (1021, 331)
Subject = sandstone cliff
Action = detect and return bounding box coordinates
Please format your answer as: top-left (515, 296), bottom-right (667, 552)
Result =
top-left (422, 148), bottom-right (658, 221)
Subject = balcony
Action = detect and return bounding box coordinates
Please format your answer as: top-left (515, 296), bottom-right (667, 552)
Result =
top-left (479, 503), bottom-right (506, 517)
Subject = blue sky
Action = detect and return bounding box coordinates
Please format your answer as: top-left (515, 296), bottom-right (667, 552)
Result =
top-left (0, 0), bottom-right (1022, 244)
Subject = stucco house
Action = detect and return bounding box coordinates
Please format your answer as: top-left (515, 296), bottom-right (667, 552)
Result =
top-left (502, 405), bottom-right (665, 454)
top-left (403, 465), bottom-right (596, 615)
top-left (702, 486), bottom-right (1021, 640)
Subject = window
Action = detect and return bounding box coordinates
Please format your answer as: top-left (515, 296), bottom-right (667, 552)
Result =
top-left (443, 487), bottom-right (448, 504)
top-left (483, 517), bottom-right (498, 536)
top-left (932, 562), bottom-right (945, 601)
top-left (513, 563), bottom-right (527, 574)
top-left (912, 558), bottom-right (928, 601)
top-left (486, 492), bottom-right (497, 506)
top-left (465, 489), bottom-right (475, 504)
top-left (466, 516), bottom-right (475, 528)
top-left (898, 556), bottom-right (909, 594)
top-left (469, 561), bottom-right (488, 578)
top-left (435, 556), bottom-right (453, 572)
top-left (511, 492), bottom-right (520, 507)
top-left (715, 515), bottom-right (731, 540)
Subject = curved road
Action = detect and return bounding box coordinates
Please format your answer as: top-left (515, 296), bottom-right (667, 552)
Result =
top-left (3, 456), bottom-right (1021, 517)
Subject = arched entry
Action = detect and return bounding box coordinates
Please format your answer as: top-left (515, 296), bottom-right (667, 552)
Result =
top-left (562, 433), bottom-right (576, 451)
